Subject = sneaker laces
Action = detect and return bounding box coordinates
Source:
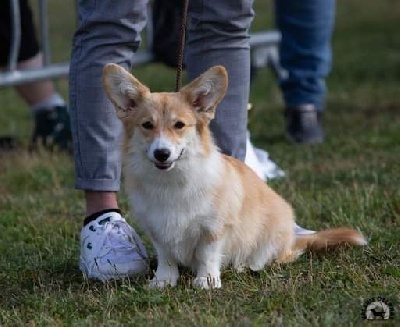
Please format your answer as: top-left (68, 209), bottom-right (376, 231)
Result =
top-left (98, 219), bottom-right (147, 262)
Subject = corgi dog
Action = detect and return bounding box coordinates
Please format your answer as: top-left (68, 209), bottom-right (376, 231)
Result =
top-left (102, 64), bottom-right (367, 289)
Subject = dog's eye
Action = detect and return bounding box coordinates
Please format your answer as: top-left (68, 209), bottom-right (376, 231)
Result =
top-left (174, 121), bottom-right (185, 129)
top-left (141, 121), bottom-right (154, 130)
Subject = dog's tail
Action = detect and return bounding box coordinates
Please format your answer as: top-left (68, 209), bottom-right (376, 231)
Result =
top-left (294, 227), bottom-right (367, 253)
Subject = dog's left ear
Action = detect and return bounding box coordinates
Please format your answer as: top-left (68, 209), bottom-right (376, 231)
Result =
top-left (103, 63), bottom-right (150, 119)
top-left (180, 66), bottom-right (228, 120)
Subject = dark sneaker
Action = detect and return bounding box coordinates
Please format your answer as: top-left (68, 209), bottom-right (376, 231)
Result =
top-left (285, 105), bottom-right (324, 144)
top-left (31, 105), bottom-right (72, 153)
top-left (0, 136), bottom-right (17, 151)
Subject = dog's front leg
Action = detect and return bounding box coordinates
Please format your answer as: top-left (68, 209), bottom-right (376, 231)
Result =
top-left (193, 240), bottom-right (223, 290)
top-left (149, 241), bottom-right (179, 288)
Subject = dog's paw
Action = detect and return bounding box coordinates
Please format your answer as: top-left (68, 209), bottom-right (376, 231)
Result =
top-left (149, 277), bottom-right (177, 288)
top-left (193, 276), bottom-right (222, 290)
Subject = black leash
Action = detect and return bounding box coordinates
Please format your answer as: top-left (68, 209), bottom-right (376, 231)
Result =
top-left (175, 0), bottom-right (189, 92)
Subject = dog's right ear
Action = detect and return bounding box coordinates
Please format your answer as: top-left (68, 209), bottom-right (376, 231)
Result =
top-left (103, 63), bottom-right (150, 119)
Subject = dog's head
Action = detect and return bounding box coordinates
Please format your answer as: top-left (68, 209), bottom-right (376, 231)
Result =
top-left (103, 64), bottom-right (228, 171)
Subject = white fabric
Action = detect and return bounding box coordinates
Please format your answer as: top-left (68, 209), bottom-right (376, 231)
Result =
top-left (245, 131), bottom-right (285, 181)
top-left (294, 224), bottom-right (316, 236)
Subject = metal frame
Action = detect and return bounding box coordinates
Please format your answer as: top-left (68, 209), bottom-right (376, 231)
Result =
top-left (0, 0), bottom-right (283, 88)
top-left (250, 30), bottom-right (286, 80)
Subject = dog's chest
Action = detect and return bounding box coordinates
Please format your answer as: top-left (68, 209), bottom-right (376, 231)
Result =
top-left (128, 177), bottom-right (216, 263)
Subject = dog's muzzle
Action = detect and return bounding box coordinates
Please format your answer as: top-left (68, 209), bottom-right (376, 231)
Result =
top-left (152, 149), bottom-right (185, 171)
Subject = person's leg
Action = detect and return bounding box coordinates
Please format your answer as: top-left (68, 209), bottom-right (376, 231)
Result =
top-left (0, 0), bottom-right (40, 66)
top-left (0, 0), bottom-right (71, 151)
top-left (70, 0), bottom-right (147, 206)
top-left (15, 53), bottom-right (55, 106)
top-left (69, 0), bottom-right (149, 280)
top-left (276, 0), bottom-right (335, 110)
top-left (2, 0), bottom-right (53, 105)
top-left (15, 53), bottom-right (71, 151)
top-left (186, 0), bottom-right (254, 161)
top-left (275, 0), bottom-right (336, 143)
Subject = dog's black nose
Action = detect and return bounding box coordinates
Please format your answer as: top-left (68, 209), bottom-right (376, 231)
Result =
top-left (154, 148), bottom-right (171, 162)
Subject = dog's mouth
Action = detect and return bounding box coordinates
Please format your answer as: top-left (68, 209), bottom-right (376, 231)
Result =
top-left (153, 161), bottom-right (175, 171)
top-left (151, 149), bottom-right (184, 171)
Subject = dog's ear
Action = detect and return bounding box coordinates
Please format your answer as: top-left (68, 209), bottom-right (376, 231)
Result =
top-left (180, 66), bottom-right (228, 120)
top-left (103, 63), bottom-right (150, 119)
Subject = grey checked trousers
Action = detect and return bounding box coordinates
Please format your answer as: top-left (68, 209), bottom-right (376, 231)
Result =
top-left (69, 0), bottom-right (254, 191)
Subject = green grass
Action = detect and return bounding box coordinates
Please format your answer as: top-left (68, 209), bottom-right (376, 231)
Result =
top-left (1, 0), bottom-right (399, 325)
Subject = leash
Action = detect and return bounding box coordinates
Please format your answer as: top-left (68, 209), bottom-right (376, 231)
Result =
top-left (175, 0), bottom-right (189, 91)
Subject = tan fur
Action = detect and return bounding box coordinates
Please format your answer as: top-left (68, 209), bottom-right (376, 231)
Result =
top-left (103, 63), bottom-right (367, 289)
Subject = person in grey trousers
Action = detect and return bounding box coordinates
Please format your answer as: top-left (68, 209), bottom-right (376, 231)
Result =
top-left (70, 0), bottom-right (253, 281)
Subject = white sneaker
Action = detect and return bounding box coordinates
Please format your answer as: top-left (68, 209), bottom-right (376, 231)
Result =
top-left (79, 211), bottom-right (149, 281)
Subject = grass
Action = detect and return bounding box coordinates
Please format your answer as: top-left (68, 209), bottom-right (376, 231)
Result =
top-left (0, 0), bottom-right (399, 325)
